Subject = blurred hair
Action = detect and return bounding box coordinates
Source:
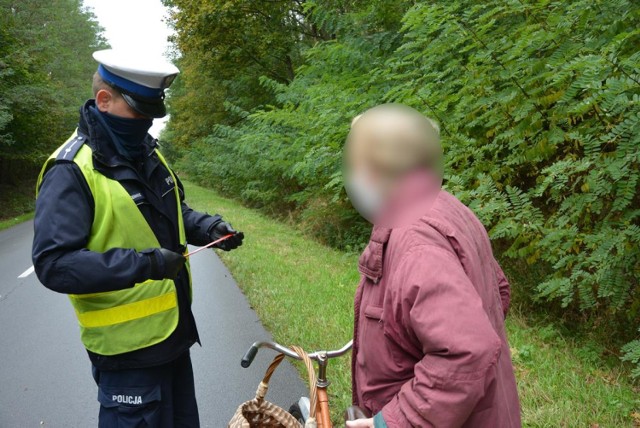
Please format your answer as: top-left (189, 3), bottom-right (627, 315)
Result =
top-left (348, 103), bottom-right (443, 174)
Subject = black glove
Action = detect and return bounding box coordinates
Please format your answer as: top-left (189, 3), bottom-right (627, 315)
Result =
top-left (209, 221), bottom-right (244, 251)
top-left (148, 248), bottom-right (186, 280)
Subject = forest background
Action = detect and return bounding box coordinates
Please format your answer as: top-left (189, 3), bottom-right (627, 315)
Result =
top-left (161, 0), bottom-right (640, 377)
top-left (1, 0), bottom-right (638, 386)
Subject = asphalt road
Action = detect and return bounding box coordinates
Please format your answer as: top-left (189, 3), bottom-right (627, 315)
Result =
top-left (0, 221), bottom-right (306, 427)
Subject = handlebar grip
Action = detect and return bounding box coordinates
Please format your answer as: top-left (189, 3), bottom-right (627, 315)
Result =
top-left (241, 345), bottom-right (259, 368)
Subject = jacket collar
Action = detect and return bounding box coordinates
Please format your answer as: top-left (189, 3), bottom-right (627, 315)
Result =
top-left (358, 226), bottom-right (392, 284)
top-left (78, 99), bottom-right (157, 168)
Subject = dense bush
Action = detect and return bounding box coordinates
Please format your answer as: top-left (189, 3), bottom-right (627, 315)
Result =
top-left (166, 1), bottom-right (640, 375)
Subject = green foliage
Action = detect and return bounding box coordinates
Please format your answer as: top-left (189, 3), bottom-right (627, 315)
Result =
top-left (0, 0), bottom-right (106, 190)
top-left (161, 0), bottom-right (330, 151)
top-left (167, 1), bottom-right (640, 374)
top-left (622, 338), bottom-right (640, 378)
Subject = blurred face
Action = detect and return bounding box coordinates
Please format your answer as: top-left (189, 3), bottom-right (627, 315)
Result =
top-left (344, 104), bottom-right (443, 225)
top-left (95, 89), bottom-right (147, 119)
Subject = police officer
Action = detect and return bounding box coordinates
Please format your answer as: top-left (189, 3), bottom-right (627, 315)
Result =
top-left (32, 49), bottom-right (244, 427)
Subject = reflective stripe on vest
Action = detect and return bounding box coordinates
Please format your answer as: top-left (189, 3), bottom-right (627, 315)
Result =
top-left (36, 130), bottom-right (189, 356)
top-left (73, 285), bottom-right (177, 328)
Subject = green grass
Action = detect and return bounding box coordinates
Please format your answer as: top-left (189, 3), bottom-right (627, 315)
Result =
top-left (0, 211), bottom-right (34, 231)
top-left (184, 181), bottom-right (640, 427)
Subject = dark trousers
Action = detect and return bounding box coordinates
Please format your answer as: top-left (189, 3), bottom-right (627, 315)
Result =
top-left (92, 351), bottom-right (200, 428)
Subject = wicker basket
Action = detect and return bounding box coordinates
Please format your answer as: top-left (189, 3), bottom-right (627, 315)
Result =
top-left (229, 346), bottom-right (318, 428)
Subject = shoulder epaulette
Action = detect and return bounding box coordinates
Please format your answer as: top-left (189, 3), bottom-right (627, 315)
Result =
top-left (56, 134), bottom-right (86, 161)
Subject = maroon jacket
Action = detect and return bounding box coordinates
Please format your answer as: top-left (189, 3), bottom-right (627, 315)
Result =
top-left (352, 190), bottom-right (521, 427)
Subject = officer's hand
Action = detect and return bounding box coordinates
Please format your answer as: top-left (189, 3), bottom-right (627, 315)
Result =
top-left (148, 248), bottom-right (186, 280)
top-left (209, 221), bottom-right (244, 251)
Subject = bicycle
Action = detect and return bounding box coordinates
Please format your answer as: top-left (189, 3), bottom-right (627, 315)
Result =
top-left (240, 339), bottom-right (360, 427)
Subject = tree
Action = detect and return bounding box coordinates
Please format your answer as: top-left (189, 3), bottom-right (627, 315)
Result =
top-left (0, 0), bottom-right (106, 186)
top-left (166, 0), bottom-right (640, 375)
top-left (162, 0), bottom-right (322, 150)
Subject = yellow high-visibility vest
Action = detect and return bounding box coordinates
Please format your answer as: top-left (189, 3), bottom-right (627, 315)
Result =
top-left (36, 130), bottom-right (189, 355)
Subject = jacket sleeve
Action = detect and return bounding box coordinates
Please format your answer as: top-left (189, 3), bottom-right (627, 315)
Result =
top-left (494, 258), bottom-right (511, 318)
top-left (381, 245), bottom-right (502, 428)
top-left (32, 163), bottom-right (155, 295)
top-left (175, 174), bottom-right (222, 246)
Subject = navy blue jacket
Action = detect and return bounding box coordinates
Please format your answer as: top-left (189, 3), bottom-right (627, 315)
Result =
top-left (33, 100), bottom-right (221, 370)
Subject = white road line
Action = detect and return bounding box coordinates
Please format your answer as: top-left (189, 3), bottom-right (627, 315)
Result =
top-left (18, 266), bottom-right (35, 279)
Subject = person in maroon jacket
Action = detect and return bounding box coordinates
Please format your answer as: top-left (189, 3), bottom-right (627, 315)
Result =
top-left (344, 104), bottom-right (521, 428)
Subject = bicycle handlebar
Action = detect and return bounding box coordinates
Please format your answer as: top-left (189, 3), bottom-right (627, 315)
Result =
top-left (241, 339), bottom-right (353, 368)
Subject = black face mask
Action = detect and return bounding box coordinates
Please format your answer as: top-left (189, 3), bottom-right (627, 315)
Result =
top-left (91, 106), bottom-right (153, 160)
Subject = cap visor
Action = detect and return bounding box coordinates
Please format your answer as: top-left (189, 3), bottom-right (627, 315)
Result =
top-left (122, 93), bottom-right (166, 119)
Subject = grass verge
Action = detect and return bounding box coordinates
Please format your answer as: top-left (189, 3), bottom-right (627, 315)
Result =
top-left (0, 212), bottom-right (34, 232)
top-left (184, 181), bottom-right (639, 427)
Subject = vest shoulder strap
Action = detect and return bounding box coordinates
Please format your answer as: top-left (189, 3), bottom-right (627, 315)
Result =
top-left (56, 133), bottom-right (87, 161)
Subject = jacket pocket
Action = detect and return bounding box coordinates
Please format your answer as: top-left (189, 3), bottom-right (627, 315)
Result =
top-left (98, 384), bottom-right (162, 427)
top-left (358, 305), bottom-right (385, 367)
top-left (359, 304), bottom-right (411, 413)
top-left (364, 305), bottom-right (383, 321)
top-left (366, 305), bottom-right (417, 376)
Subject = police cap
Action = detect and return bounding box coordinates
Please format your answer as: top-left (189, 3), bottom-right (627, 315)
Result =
top-left (92, 49), bottom-right (179, 119)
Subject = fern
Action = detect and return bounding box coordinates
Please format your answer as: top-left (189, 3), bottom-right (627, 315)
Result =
top-left (168, 0), bottom-right (640, 375)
